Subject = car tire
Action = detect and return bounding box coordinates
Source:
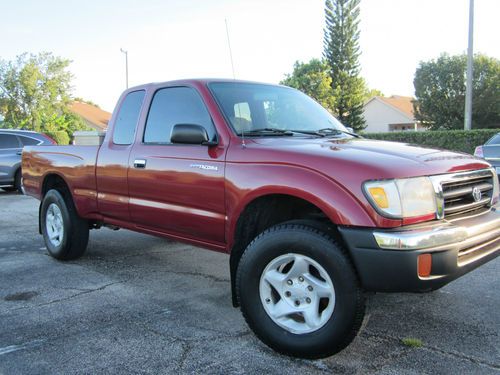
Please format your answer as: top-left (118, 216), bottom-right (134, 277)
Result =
top-left (14, 169), bottom-right (23, 194)
top-left (41, 189), bottom-right (89, 260)
top-left (236, 223), bottom-right (365, 359)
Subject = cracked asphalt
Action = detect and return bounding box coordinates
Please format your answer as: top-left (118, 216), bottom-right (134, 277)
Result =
top-left (0, 191), bottom-right (499, 374)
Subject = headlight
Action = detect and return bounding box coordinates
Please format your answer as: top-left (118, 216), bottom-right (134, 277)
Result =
top-left (363, 177), bottom-right (437, 220)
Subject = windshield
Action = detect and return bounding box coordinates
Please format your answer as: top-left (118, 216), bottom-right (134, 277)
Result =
top-left (209, 82), bottom-right (348, 136)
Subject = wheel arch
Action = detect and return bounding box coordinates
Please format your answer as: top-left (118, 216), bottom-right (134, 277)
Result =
top-left (38, 173), bottom-right (74, 234)
top-left (228, 191), bottom-right (344, 307)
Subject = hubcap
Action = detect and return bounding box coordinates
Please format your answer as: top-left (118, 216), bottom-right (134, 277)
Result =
top-left (259, 253), bottom-right (335, 334)
top-left (46, 203), bottom-right (64, 247)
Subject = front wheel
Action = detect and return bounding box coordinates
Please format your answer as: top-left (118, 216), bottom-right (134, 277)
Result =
top-left (236, 223), bottom-right (365, 359)
top-left (41, 189), bottom-right (89, 260)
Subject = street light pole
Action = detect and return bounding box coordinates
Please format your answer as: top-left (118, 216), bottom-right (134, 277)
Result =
top-left (464, 0), bottom-right (474, 130)
top-left (120, 48), bottom-right (129, 89)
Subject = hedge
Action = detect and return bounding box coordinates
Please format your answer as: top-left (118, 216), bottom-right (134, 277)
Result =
top-left (46, 130), bottom-right (70, 145)
top-left (362, 129), bottom-right (498, 154)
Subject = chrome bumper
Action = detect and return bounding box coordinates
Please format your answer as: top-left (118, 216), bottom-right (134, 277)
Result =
top-left (373, 207), bottom-right (500, 251)
top-left (373, 206), bottom-right (500, 265)
top-left (339, 207), bottom-right (500, 292)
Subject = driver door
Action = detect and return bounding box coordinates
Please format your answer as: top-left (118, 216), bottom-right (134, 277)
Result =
top-left (128, 86), bottom-right (226, 245)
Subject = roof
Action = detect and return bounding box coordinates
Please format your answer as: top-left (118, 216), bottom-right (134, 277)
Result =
top-left (125, 78), bottom-right (288, 92)
top-left (375, 95), bottom-right (415, 119)
top-left (69, 101), bottom-right (111, 130)
top-left (0, 129), bottom-right (41, 135)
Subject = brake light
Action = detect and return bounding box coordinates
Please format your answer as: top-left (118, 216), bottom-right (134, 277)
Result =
top-left (43, 134), bottom-right (58, 145)
top-left (474, 146), bottom-right (483, 158)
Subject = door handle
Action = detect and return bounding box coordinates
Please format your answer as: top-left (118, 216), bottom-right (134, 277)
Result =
top-left (17, 151), bottom-right (22, 155)
top-left (134, 159), bottom-right (146, 168)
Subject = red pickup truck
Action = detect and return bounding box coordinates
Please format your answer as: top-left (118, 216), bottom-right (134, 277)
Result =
top-left (22, 79), bottom-right (500, 359)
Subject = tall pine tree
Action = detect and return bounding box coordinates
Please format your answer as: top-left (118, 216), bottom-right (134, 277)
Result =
top-left (323, 0), bottom-right (366, 131)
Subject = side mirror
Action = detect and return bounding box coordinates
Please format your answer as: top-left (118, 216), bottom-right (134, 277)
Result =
top-left (171, 124), bottom-right (211, 145)
top-left (346, 127), bottom-right (355, 134)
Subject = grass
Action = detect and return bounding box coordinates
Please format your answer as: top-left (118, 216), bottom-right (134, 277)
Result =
top-left (401, 337), bottom-right (423, 348)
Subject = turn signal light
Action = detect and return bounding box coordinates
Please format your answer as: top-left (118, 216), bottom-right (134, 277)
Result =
top-left (418, 254), bottom-right (432, 277)
top-left (368, 187), bottom-right (389, 208)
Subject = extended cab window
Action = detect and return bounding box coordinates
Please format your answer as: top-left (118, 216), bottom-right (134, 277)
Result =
top-left (113, 90), bottom-right (145, 145)
top-left (0, 134), bottom-right (20, 149)
top-left (144, 87), bottom-right (215, 144)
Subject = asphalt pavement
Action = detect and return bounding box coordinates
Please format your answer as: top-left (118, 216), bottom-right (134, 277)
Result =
top-left (0, 191), bottom-right (499, 374)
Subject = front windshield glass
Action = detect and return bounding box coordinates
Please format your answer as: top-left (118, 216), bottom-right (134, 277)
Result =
top-left (209, 82), bottom-right (347, 136)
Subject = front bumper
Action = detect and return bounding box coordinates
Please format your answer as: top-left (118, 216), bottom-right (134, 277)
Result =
top-left (339, 207), bottom-right (500, 292)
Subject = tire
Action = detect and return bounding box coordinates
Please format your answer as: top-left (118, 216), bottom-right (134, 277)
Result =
top-left (14, 169), bottom-right (23, 194)
top-left (236, 223), bottom-right (365, 359)
top-left (40, 189), bottom-right (89, 260)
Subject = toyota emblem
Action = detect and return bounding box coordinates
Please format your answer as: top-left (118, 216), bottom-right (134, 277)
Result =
top-left (472, 187), bottom-right (482, 202)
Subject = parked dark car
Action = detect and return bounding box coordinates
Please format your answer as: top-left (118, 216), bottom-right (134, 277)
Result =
top-left (0, 129), bottom-right (56, 193)
top-left (475, 132), bottom-right (500, 179)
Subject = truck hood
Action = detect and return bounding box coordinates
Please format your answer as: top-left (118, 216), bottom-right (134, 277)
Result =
top-left (247, 137), bottom-right (491, 179)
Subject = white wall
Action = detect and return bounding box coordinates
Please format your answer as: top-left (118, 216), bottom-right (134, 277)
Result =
top-left (363, 99), bottom-right (414, 133)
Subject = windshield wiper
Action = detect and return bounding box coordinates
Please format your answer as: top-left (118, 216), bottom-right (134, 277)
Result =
top-left (286, 129), bottom-right (326, 137)
top-left (241, 128), bottom-right (294, 136)
top-left (290, 128), bottom-right (356, 138)
top-left (317, 127), bottom-right (361, 138)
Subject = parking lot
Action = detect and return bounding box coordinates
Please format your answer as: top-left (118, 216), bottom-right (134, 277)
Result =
top-left (0, 191), bottom-right (498, 374)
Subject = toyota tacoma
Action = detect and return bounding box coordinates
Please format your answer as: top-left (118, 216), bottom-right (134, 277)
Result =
top-left (22, 79), bottom-right (500, 359)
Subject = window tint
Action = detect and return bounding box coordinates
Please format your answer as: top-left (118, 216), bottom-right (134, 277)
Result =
top-left (209, 82), bottom-right (345, 136)
top-left (19, 136), bottom-right (41, 146)
top-left (113, 90), bottom-right (145, 145)
top-left (144, 87), bottom-right (215, 144)
top-left (0, 134), bottom-right (20, 149)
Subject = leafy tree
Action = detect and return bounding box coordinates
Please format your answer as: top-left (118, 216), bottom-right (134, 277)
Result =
top-left (414, 54), bottom-right (500, 130)
top-left (281, 58), bottom-right (382, 117)
top-left (0, 52), bottom-right (88, 141)
top-left (281, 59), bottom-right (336, 111)
top-left (323, 0), bottom-right (366, 131)
top-left (363, 88), bottom-right (384, 101)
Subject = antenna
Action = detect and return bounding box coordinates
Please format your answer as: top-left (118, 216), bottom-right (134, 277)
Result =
top-left (225, 18), bottom-right (236, 79)
top-left (225, 18), bottom-right (246, 147)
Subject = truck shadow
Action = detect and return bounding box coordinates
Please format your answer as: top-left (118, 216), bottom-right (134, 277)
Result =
top-left (64, 228), bottom-right (499, 372)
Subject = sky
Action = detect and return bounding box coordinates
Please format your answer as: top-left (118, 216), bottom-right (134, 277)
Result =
top-left (1, 0), bottom-right (499, 112)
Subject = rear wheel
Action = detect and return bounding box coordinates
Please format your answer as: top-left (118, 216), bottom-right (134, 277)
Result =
top-left (236, 223), bottom-right (365, 359)
top-left (41, 189), bottom-right (89, 260)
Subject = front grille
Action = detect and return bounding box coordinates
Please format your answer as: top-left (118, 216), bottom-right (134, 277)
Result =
top-left (441, 174), bottom-right (494, 217)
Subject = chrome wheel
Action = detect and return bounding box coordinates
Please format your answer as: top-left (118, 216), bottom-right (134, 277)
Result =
top-left (259, 253), bottom-right (335, 334)
top-left (46, 203), bottom-right (64, 247)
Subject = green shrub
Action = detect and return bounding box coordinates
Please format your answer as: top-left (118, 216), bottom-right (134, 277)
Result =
top-left (47, 130), bottom-right (70, 145)
top-left (362, 129), bottom-right (498, 154)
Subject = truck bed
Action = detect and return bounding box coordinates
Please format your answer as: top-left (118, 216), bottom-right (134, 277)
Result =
top-left (22, 145), bottom-right (100, 217)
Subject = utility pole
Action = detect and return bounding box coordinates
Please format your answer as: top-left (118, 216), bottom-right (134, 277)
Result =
top-left (120, 48), bottom-right (129, 89)
top-left (464, 0), bottom-right (474, 130)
